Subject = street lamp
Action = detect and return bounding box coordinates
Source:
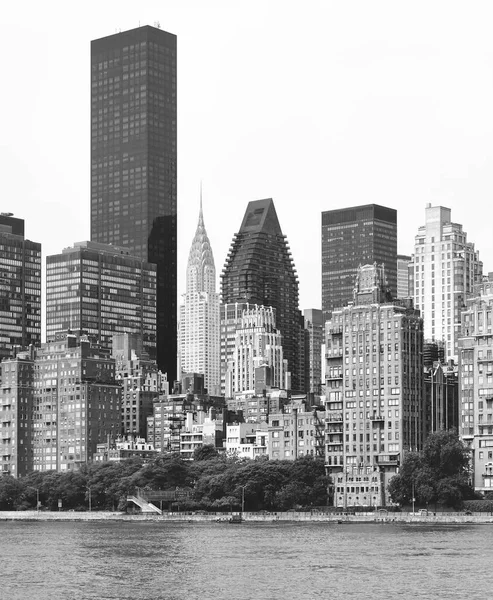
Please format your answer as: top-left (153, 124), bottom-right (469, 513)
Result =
top-left (86, 486), bottom-right (92, 512)
top-left (240, 485), bottom-right (246, 513)
top-left (27, 486), bottom-right (39, 512)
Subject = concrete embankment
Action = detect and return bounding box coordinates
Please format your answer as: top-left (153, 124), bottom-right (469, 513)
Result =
top-left (1, 510), bottom-right (493, 524)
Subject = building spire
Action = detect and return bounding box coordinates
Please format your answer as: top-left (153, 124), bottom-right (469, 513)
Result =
top-left (186, 187), bottom-right (216, 295)
top-left (199, 181), bottom-right (204, 227)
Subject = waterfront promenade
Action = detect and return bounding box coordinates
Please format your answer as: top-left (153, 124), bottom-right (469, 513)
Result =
top-left (1, 510), bottom-right (492, 524)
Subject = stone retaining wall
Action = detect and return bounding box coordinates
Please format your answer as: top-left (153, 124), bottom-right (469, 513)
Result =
top-left (1, 510), bottom-right (493, 524)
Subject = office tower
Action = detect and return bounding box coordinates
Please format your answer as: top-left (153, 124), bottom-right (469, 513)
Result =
top-left (225, 305), bottom-right (287, 396)
top-left (112, 333), bottom-right (168, 438)
top-left (411, 205), bottom-right (482, 361)
top-left (0, 214), bottom-right (41, 361)
top-left (459, 279), bottom-right (493, 493)
top-left (221, 199), bottom-right (303, 391)
top-left (325, 263), bottom-right (424, 507)
top-left (178, 203), bottom-right (220, 395)
top-left (46, 241), bottom-right (156, 357)
top-left (304, 308), bottom-right (324, 396)
top-left (90, 25), bottom-right (177, 379)
top-left (397, 254), bottom-right (412, 298)
top-left (321, 204), bottom-right (397, 319)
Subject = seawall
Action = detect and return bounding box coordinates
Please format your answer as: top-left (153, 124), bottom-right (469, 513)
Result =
top-left (1, 510), bottom-right (493, 524)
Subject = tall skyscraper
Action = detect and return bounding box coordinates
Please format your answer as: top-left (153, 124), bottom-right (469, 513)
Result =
top-left (325, 263), bottom-right (424, 507)
top-left (0, 214), bottom-right (41, 361)
top-left (46, 241), bottom-right (156, 357)
top-left (411, 205), bottom-right (482, 361)
top-left (221, 199), bottom-right (303, 391)
top-left (178, 202), bottom-right (220, 396)
top-left (90, 25), bottom-right (177, 379)
top-left (321, 204), bottom-right (397, 319)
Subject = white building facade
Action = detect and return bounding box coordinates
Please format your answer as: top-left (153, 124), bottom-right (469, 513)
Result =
top-left (225, 305), bottom-right (287, 396)
top-left (178, 202), bottom-right (220, 395)
top-left (411, 205), bottom-right (482, 361)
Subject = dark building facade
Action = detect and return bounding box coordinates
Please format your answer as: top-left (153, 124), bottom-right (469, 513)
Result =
top-left (321, 204), bottom-right (397, 319)
top-left (90, 25), bottom-right (177, 380)
top-left (221, 199), bottom-right (304, 391)
top-left (424, 362), bottom-right (459, 436)
top-left (0, 214), bottom-right (41, 362)
top-left (46, 242), bottom-right (156, 358)
top-left (303, 308), bottom-right (324, 396)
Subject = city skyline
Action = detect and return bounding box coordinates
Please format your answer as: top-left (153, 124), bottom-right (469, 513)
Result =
top-left (3, 1), bottom-right (493, 315)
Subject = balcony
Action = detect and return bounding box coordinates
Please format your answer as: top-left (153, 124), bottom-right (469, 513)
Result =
top-left (326, 436), bottom-right (343, 445)
top-left (326, 427), bottom-right (343, 435)
top-left (326, 373), bottom-right (343, 381)
top-left (328, 326), bottom-right (343, 336)
top-left (326, 350), bottom-right (343, 358)
top-left (325, 413), bottom-right (343, 423)
top-left (370, 415), bottom-right (385, 422)
top-left (376, 454), bottom-right (400, 466)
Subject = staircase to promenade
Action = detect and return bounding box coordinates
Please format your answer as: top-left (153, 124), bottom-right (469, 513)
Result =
top-left (127, 495), bottom-right (162, 515)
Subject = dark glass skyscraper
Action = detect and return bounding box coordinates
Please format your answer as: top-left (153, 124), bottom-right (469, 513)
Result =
top-left (221, 199), bottom-right (304, 391)
top-left (0, 214), bottom-right (41, 361)
top-left (321, 204), bottom-right (397, 319)
top-left (90, 25), bottom-right (177, 379)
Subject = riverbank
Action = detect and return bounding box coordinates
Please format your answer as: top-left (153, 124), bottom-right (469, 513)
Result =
top-left (1, 510), bottom-right (493, 524)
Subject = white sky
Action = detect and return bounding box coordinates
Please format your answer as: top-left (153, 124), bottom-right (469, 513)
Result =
top-left (2, 0), bottom-right (493, 318)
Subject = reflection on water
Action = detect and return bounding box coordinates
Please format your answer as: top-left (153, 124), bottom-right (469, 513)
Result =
top-left (1, 521), bottom-right (490, 600)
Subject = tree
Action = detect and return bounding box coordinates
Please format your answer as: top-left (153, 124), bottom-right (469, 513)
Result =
top-left (0, 476), bottom-right (24, 510)
top-left (193, 445), bottom-right (219, 461)
top-left (388, 431), bottom-right (473, 509)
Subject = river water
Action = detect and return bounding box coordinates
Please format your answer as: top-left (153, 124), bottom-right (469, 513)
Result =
top-left (1, 520), bottom-right (490, 600)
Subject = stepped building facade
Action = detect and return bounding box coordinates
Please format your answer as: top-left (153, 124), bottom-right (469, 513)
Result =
top-left (225, 305), bottom-right (287, 396)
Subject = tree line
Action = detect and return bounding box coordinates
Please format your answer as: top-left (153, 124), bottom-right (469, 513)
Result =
top-left (0, 431), bottom-right (480, 512)
top-left (0, 448), bottom-right (329, 512)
